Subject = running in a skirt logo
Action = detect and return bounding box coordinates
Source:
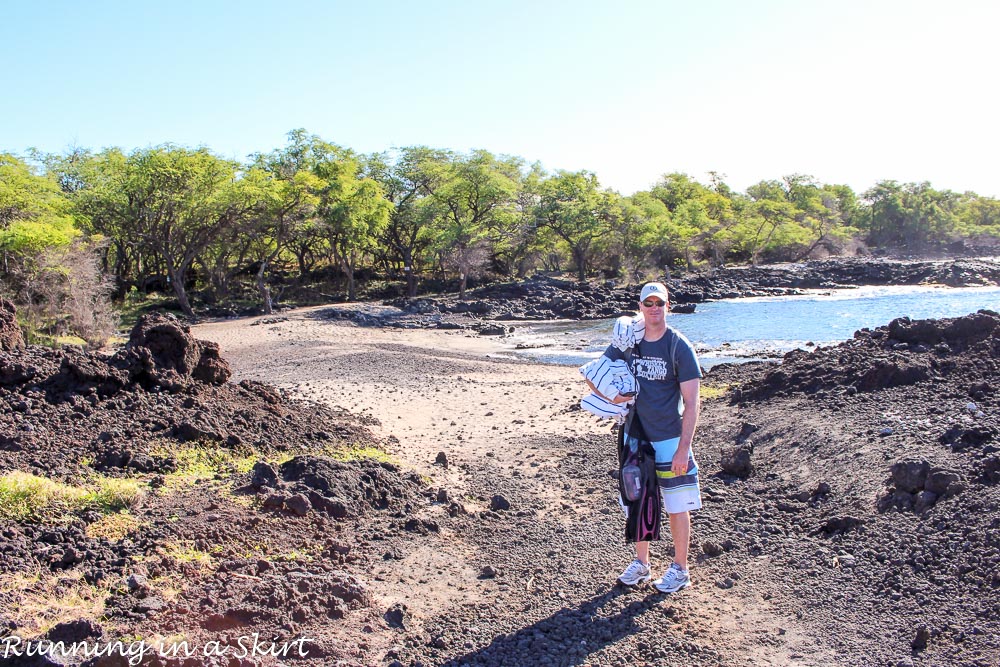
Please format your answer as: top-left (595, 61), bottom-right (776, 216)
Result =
top-left (1, 633), bottom-right (312, 664)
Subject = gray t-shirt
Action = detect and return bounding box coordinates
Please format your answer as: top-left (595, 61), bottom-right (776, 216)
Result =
top-left (604, 327), bottom-right (702, 442)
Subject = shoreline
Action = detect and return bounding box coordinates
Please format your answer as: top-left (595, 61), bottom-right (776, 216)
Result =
top-left (180, 256), bottom-right (1000, 323)
top-left (465, 283), bottom-right (1000, 369)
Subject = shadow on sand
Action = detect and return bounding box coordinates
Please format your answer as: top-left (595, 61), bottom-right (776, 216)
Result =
top-left (440, 585), bottom-right (676, 667)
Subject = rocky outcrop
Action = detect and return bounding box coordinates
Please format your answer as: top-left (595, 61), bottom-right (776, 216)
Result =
top-left (388, 276), bottom-right (634, 321)
top-left (115, 313), bottom-right (231, 389)
top-left (279, 455), bottom-right (423, 518)
top-left (740, 309), bottom-right (1000, 400)
top-left (0, 297), bottom-right (25, 351)
top-left (379, 276), bottom-right (698, 323)
top-left (672, 258), bottom-right (1000, 302)
top-left (879, 460), bottom-right (966, 513)
top-left (379, 258), bottom-right (1000, 324)
top-left (0, 313), bottom-right (232, 402)
top-left (0, 311), bottom-right (345, 478)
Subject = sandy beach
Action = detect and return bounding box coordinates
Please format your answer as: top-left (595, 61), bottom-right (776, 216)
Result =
top-left (190, 304), bottom-right (836, 666)
top-left (188, 303), bottom-right (1000, 667)
top-left (193, 305), bottom-right (588, 482)
top-left (191, 305), bottom-right (632, 637)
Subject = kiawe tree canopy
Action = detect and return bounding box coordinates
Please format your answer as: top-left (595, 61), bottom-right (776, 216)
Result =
top-left (3, 132), bottom-right (999, 315)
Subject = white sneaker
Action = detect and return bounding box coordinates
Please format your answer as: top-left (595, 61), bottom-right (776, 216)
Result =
top-left (617, 559), bottom-right (651, 585)
top-left (653, 563), bottom-right (691, 593)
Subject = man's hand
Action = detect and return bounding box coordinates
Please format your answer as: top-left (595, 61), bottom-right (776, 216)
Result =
top-left (611, 392), bottom-right (634, 405)
top-left (671, 446), bottom-right (690, 476)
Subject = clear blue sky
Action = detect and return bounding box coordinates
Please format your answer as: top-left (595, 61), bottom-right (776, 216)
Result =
top-left (2, 0), bottom-right (997, 196)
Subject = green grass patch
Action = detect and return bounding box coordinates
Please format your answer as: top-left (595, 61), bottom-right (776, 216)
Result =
top-left (153, 439), bottom-right (391, 493)
top-left (160, 541), bottom-right (214, 569)
top-left (272, 548), bottom-right (315, 563)
top-left (91, 477), bottom-right (146, 512)
top-left (118, 289), bottom-right (180, 330)
top-left (0, 472), bottom-right (145, 522)
top-left (330, 444), bottom-right (397, 465)
top-left (700, 383), bottom-right (731, 400)
top-left (22, 330), bottom-right (89, 349)
top-left (54, 334), bottom-right (88, 346)
top-left (153, 442), bottom-right (259, 489)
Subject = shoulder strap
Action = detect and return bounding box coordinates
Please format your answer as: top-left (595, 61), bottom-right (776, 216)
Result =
top-left (666, 326), bottom-right (679, 378)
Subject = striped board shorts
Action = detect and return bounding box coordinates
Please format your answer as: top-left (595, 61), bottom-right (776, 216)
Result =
top-left (625, 433), bottom-right (702, 515)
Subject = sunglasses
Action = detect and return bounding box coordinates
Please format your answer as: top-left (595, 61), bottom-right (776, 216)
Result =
top-left (641, 299), bottom-right (666, 308)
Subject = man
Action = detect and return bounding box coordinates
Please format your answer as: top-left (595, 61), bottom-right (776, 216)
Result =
top-left (586, 281), bottom-right (702, 593)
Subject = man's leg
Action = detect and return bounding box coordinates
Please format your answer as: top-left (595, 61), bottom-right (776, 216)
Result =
top-left (617, 540), bottom-right (652, 584)
top-left (667, 511), bottom-right (690, 569)
top-left (635, 540), bottom-right (649, 565)
top-left (652, 508), bottom-right (692, 592)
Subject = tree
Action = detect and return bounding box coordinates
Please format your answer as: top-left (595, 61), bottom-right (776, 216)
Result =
top-left (494, 161), bottom-right (545, 278)
top-left (247, 131), bottom-right (369, 309)
top-left (862, 181), bottom-right (959, 250)
top-left (246, 168), bottom-right (321, 312)
top-left (70, 149), bottom-right (146, 293)
top-left (534, 170), bottom-right (612, 282)
top-left (648, 173), bottom-right (733, 268)
top-left (650, 172), bottom-right (705, 213)
top-left (780, 177), bottom-right (860, 260)
top-left (254, 130), bottom-right (391, 302)
top-left (427, 150), bottom-right (520, 298)
top-left (621, 192), bottom-right (673, 275)
top-left (287, 217), bottom-right (329, 279)
top-left (738, 180), bottom-right (796, 264)
top-left (0, 153), bottom-right (79, 279)
top-left (778, 174), bottom-right (832, 259)
top-left (956, 194), bottom-right (1000, 243)
top-left (325, 176), bottom-right (391, 301)
top-left (369, 147), bottom-right (450, 297)
top-left (75, 146), bottom-right (250, 317)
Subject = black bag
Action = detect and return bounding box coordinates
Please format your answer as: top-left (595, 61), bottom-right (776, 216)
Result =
top-left (617, 413), bottom-right (662, 543)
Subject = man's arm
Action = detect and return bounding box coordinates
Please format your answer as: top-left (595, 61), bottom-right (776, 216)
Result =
top-left (585, 378), bottom-right (632, 404)
top-left (584, 349), bottom-right (632, 404)
top-left (671, 378), bottom-right (700, 475)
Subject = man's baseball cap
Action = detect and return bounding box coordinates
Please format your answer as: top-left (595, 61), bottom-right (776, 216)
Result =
top-left (639, 282), bottom-right (669, 302)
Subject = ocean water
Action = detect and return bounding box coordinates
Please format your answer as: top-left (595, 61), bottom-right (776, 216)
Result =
top-left (502, 285), bottom-right (1000, 369)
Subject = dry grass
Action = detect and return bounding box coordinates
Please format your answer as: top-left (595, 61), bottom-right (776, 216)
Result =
top-left (84, 511), bottom-right (146, 541)
top-left (0, 567), bottom-right (114, 638)
top-left (147, 575), bottom-right (185, 603)
top-left (158, 541), bottom-right (215, 571)
top-left (0, 471), bottom-right (145, 522)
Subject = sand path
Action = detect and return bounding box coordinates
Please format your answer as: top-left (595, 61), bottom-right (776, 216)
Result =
top-left (193, 305), bottom-right (589, 482)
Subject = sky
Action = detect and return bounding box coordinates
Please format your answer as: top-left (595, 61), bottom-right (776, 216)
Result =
top-left (2, 0), bottom-right (998, 197)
